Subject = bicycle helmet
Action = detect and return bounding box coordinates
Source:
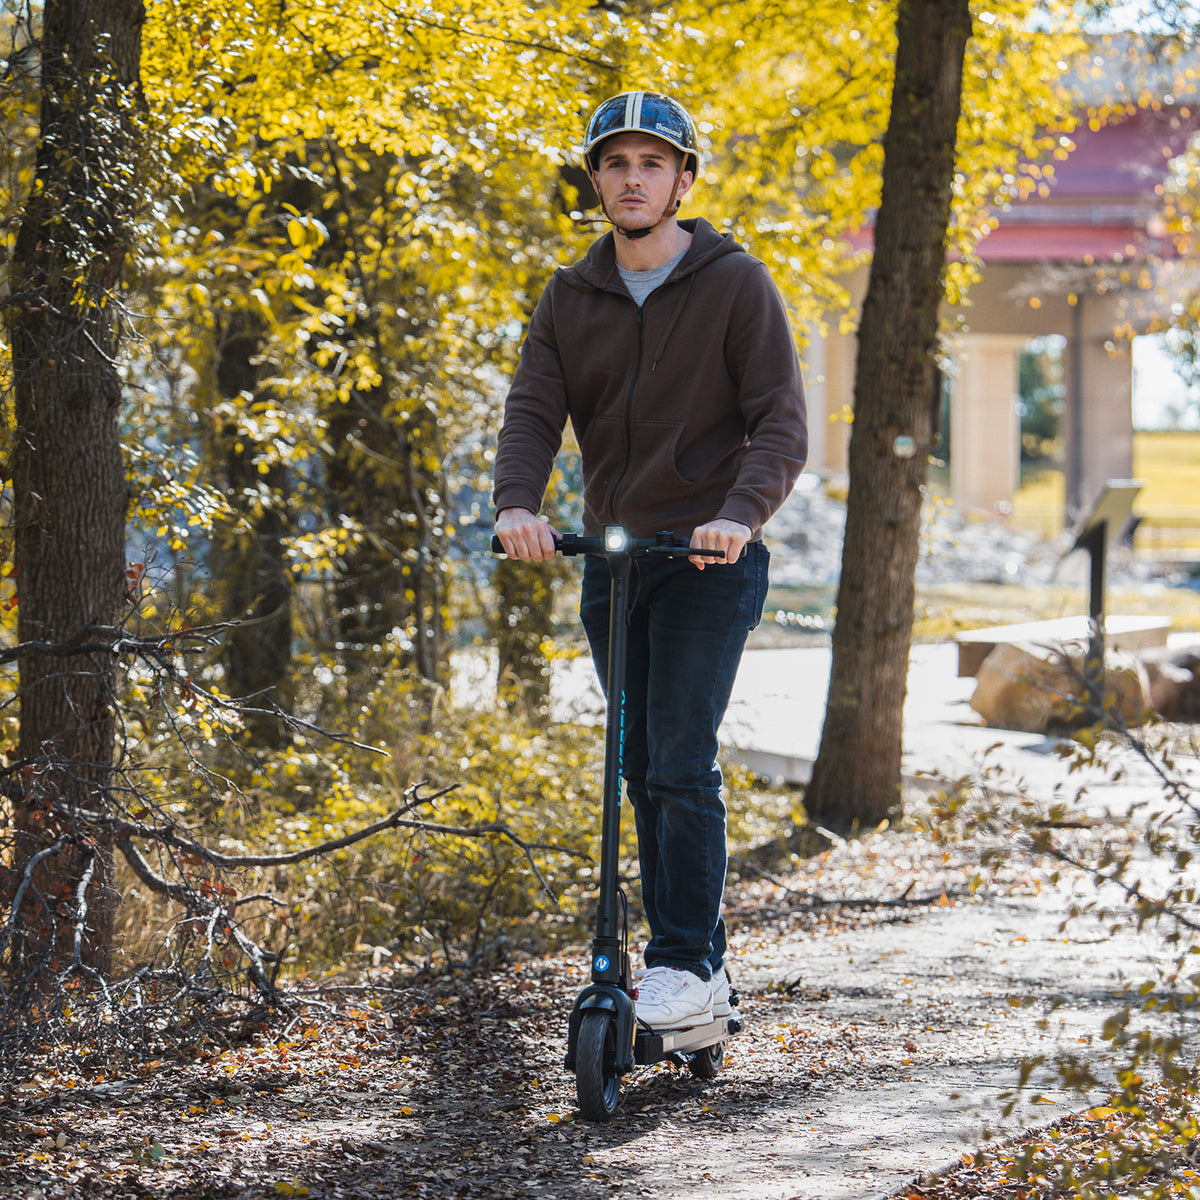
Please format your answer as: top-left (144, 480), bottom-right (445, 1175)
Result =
top-left (583, 91), bottom-right (701, 177)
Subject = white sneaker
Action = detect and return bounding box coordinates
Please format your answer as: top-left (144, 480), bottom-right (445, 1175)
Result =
top-left (635, 966), bottom-right (713, 1029)
top-left (634, 964), bottom-right (733, 1016)
top-left (711, 965), bottom-right (732, 1017)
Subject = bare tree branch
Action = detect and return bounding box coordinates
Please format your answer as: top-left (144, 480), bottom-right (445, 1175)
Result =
top-left (115, 833), bottom-right (281, 1004)
top-left (0, 835), bottom-right (66, 956)
top-left (0, 620), bottom-right (391, 758)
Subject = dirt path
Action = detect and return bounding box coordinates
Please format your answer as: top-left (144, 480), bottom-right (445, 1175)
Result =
top-left (1, 819), bottom-right (1183, 1200)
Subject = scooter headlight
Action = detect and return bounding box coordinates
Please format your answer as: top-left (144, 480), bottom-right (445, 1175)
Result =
top-left (603, 525), bottom-right (629, 553)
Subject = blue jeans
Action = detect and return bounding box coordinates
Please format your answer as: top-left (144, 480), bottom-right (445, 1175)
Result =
top-left (580, 541), bottom-right (769, 981)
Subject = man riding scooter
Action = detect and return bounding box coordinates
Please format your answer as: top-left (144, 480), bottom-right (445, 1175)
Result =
top-left (493, 90), bottom-right (808, 1031)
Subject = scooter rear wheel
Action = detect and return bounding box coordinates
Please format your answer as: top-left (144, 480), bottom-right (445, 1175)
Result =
top-left (688, 1041), bottom-right (724, 1080)
top-left (575, 1009), bottom-right (621, 1121)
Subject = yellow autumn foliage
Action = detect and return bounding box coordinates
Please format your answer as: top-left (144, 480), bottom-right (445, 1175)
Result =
top-left (2, 0), bottom-right (1172, 972)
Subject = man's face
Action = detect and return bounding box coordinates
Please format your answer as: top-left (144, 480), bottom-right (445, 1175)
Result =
top-left (591, 131), bottom-right (693, 231)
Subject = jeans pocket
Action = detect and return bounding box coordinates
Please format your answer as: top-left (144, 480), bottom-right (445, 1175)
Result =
top-left (744, 541), bottom-right (770, 630)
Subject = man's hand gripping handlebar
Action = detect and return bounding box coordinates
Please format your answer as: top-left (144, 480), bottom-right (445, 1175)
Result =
top-left (494, 507), bottom-right (745, 568)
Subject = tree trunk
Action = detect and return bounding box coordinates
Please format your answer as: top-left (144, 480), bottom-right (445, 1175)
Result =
top-left (5, 0), bottom-right (145, 978)
top-left (805, 0), bottom-right (971, 828)
top-left (326, 393), bottom-right (447, 690)
top-left (212, 314), bottom-right (294, 748)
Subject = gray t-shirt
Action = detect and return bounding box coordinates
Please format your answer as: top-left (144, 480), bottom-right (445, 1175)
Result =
top-left (618, 250), bottom-right (687, 307)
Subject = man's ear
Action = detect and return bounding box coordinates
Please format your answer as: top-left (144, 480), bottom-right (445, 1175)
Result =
top-left (675, 169), bottom-right (695, 204)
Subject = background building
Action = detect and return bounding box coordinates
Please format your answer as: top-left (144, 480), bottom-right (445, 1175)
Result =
top-left (804, 47), bottom-right (1200, 527)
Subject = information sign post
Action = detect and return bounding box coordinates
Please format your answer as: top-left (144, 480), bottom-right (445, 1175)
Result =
top-left (1066, 480), bottom-right (1143, 711)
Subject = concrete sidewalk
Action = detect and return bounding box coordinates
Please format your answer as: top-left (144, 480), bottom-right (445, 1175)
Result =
top-left (492, 631), bottom-right (1200, 813)
top-left (723, 637), bottom-right (1200, 816)
top-left (725, 641), bottom-right (978, 787)
top-left (705, 639), bottom-right (1199, 1200)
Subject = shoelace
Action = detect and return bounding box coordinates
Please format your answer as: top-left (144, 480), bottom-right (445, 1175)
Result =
top-left (638, 970), bottom-right (700, 1003)
top-left (636, 972), bottom-right (681, 1001)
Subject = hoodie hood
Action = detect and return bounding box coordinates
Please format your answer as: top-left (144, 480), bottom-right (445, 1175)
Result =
top-left (558, 218), bottom-right (743, 295)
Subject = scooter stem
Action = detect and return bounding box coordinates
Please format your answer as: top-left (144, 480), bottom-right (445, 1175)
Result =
top-left (591, 548), bottom-right (632, 985)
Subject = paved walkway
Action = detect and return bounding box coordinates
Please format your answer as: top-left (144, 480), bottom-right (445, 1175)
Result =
top-left (724, 636), bottom-right (1200, 818)
top-left (469, 630), bottom-right (1200, 818)
top-left (533, 632), bottom-right (1200, 814)
top-left (708, 636), bottom-right (1199, 1198)
top-left (725, 641), bottom-right (978, 787)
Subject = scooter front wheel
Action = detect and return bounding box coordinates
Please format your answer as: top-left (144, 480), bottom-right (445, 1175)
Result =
top-left (575, 1009), bottom-right (622, 1121)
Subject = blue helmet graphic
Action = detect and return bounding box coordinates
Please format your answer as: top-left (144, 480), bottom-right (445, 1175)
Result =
top-left (584, 91), bottom-right (701, 177)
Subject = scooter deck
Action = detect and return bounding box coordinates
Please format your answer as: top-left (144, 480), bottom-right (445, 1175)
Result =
top-left (634, 1013), bottom-right (741, 1065)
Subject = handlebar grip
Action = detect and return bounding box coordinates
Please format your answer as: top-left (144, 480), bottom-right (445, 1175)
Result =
top-left (492, 533), bottom-right (596, 556)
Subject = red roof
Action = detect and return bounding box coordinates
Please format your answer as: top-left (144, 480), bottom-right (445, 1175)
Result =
top-left (973, 223), bottom-right (1152, 262)
top-left (978, 105), bottom-right (1200, 262)
top-left (849, 105), bottom-right (1200, 264)
top-left (1034, 106), bottom-right (1198, 199)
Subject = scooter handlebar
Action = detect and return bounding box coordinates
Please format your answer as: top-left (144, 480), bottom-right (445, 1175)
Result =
top-left (490, 529), bottom-right (725, 560)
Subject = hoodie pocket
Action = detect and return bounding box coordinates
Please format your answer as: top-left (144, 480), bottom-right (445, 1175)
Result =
top-left (628, 419), bottom-right (691, 485)
top-left (615, 420), bottom-right (696, 525)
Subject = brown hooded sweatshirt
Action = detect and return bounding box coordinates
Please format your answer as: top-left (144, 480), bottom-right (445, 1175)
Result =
top-left (492, 217), bottom-right (808, 540)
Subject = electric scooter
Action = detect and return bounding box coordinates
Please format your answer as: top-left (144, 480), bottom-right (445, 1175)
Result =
top-left (492, 525), bottom-right (742, 1122)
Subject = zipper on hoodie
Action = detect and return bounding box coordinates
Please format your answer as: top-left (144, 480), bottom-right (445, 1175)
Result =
top-left (603, 301), bottom-right (643, 524)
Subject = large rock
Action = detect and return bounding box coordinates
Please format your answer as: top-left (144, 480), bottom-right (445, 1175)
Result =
top-left (1140, 643), bottom-right (1200, 721)
top-left (970, 641), bottom-right (1150, 733)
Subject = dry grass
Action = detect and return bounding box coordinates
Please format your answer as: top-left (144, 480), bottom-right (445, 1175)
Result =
top-left (912, 578), bottom-right (1200, 640)
top-left (1011, 430), bottom-right (1200, 548)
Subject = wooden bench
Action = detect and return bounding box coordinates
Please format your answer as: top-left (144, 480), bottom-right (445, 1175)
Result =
top-left (954, 614), bottom-right (1172, 678)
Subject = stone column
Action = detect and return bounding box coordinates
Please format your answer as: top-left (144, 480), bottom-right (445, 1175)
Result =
top-left (949, 333), bottom-right (1027, 514)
